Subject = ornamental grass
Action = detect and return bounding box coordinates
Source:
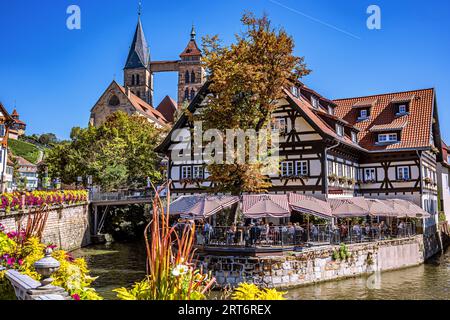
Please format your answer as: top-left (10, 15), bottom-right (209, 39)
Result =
top-left (114, 181), bottom-right (215, 300)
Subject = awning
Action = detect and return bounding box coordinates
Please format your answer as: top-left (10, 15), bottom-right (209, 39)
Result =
top-left (328, 197), bottom-right (370, 218)
top-left (288, 193), bottom-right (333, 220)
top-left (242, 194), bottom-right (291, 219)
top-left (169, 195), bottom-right (240, 219)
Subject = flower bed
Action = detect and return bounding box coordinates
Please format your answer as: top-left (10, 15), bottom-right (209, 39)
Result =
top-left (0, 223), bottom-right (101, 300)
top-left (0, 190), bottom-right (88, 214)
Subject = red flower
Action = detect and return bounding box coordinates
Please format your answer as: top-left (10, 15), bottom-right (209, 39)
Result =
top-left (71, 294), bottom-right (81, 301)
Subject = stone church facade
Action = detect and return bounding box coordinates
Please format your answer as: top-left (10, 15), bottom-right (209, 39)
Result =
top-left (90, 16), bottom-right (206, 127)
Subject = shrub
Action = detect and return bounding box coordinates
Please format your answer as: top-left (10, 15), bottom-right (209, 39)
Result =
top-left (231, 283), bottom-right (286, 300)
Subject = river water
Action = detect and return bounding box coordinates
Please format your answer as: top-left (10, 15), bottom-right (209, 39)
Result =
top-left (72, 242), bottom-right (450, 300)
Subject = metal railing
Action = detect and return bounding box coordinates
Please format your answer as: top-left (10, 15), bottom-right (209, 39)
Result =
top-left (192, 222), bottom-right (418, 248)
top-left (90, 190), bottom-right (153, 203)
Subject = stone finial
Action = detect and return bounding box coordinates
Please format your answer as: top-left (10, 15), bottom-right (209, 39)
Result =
top-left (33, 248), bottom-right (60, 290)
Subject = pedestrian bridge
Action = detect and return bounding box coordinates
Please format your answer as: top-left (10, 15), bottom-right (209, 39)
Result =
top-left (90, 190), bottom-right (154, 206)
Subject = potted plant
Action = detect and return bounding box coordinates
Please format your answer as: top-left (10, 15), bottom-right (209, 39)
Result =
top-left (338, 177), bottom-right (347, 184)
top-left (423, 177), bottom-right (432, 185)
top-left (347, 178), bottom-right (356, 186)
top-left (328, 174), bottom-right (338, 183)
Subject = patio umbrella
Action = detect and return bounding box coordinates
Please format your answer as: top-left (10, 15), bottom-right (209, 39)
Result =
top-left (388, 199), bottom-right (431, 219)
top-left (242, 194), bottom-right (291, 219)
top-left (288, 193), bottom-right (333, 220)
top-left (365, 199), bottom-right (398, 217)
top-left (328, 197), bottom-right (370, 218)
top-left (169, 195), bottom-right (240, 219)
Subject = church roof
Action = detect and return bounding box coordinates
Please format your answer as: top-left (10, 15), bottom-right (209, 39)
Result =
top-left (156, 96), bottom-right (178, 123)
top-left (124, 18), bottom-right (150, 69)
top-left (180, 26), bottom-right (201, 57)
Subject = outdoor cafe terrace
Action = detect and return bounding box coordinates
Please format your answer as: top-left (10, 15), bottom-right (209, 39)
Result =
top-left (169, 194), bottom-right (430, 255)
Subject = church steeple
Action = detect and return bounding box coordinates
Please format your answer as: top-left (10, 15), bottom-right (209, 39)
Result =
top-left (124, 18), bottom-right (150, 69)
top-left (123, 7), bottom-right (154, 105)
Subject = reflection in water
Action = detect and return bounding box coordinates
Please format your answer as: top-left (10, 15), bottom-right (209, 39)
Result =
top-left (72, 243), bottom-right (450, 300)
top-left (72, 242), bottom-right (147, 300)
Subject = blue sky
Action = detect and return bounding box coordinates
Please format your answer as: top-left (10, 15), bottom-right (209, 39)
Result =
top-left (1, 0), bottom-right (449, 141)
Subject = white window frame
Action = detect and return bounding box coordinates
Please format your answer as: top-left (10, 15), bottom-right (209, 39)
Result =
top-left (272, 118), bottom-right (287, 133)
top-left (281, 161), bottom-right (295, 177)
top-left (311, 97), bottom-right (319, 109)
top-left (351, 131), bottom-right (358, 143)
top-left (364, 168), bottom-right (376, 182)
top-left (359, 109), bottom-right (368, 119)
top-left (398, 104), bottom-right (407, 114)
top-left (397, 166), bottom-right (410, 181)
top-left (181, 166), bottom-right (192, 179)
top-left (336, 124), bottom-right (344, 137)
top-left (328, 106), bottom-right (334, 115)
top-left (296, 161), bottom-right (308, 177)
top-left (192, 165), bottom-right (204, 179)
top-left (378, 133), bottom-right (398, 143)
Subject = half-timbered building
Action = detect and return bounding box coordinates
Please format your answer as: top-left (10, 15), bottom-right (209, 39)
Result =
top-left (156, 82), bottom-right (443, 228)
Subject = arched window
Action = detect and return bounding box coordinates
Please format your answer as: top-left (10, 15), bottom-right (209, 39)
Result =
top-left (108, 95), bottom-right (120, 106)
top-left (137, 91), bottom-right (141, 98)
top-left (190, 89), bottom-right (196, 100)
top-left (191, 71), bottom-right (196, 83)
top-left (136, 74), bottom-right (140, 85)
top-left (184, 88), bottom-right (189, 101)
top-left (185, 71), bottom-right (190, 84)
top-left (131, 75), bottom-right (135, 86)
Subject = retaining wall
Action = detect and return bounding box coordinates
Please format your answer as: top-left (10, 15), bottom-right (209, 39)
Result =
top-left (0, 204), bottom-right (91, 251)
top-left (200, 236), bottom-right (426, 289)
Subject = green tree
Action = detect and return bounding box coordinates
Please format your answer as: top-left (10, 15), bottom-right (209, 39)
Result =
top-left (199, 12), bottom-right (310, 194)
top-left (45, 112), bottom-right (165, 191)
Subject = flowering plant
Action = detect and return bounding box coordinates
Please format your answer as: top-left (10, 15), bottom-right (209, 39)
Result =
top-left (0, 190), bottom-right (88, 213)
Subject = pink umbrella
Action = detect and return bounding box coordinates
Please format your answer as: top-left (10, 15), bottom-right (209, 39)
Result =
top-left (242, 194), bottom-right (291, 219)
top-left (288, 193), bottom-right (333, 220)
top-left (328, 197), bottom-right (370, 218)
top-left (169, 195), bottom-right (240, 219)
top-left (387, 199), bottom-right (431, 219)
top-left (365, 199), bottom-right (398, 217)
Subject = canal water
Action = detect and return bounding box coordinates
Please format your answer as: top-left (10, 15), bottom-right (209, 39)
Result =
top-left (72, 243), bottom-right (450, 300)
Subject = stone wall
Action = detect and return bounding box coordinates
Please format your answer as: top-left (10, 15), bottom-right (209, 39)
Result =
top-left (200, 236), bottom-right (425, 289)
top-left (0, 204), bottom-right (91, 251)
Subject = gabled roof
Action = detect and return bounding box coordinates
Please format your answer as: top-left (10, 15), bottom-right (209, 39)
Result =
top-left (115, 82), bottom-right (169, 126)
top-left (334, 88), bottom-right (435, 151)
top-left (124, 18), bottom-right (150, 69)
top-left (16, 156), bottom-right (36, 167)
top-left (156, 96), bottom-right (178, 123)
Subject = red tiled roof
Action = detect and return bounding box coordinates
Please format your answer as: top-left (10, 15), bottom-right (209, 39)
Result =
top-left (334, 88), bottom-right (435, 151)
top-left (116, 83), bottom-right (169, 126)
top-left (284, 89), bottom-right (363, 151)
top-left (369, 119), bottom-right (408, 132)
top-left (180, 39), bottom-right (202, 57)
top-left (156, 96), bottom-right (178, 123)
top-left (353, 99), bottom-right (378, 108)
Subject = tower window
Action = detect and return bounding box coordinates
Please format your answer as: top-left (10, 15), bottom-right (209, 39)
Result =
top-left (185, 71), bottom-right (190, 84)
top-left (137, 91), bottom-right (141, 98)
top-left (131, 75), bottom-right (135, 86)
top-left (108, 95), bottom-right (120, 106)
top-left (190, 89), bottom-right (196, 100)
top-left (184, 88), bottom-right (189, 101)
top-left (191, 71), bottom-right (196, 83)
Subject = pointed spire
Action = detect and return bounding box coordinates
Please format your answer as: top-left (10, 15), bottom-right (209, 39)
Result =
top-left (138, 0), bottom-right (142, 17)
top-left (124, 17), bottom-right (150, 69)
top-left (190, 24), bottom-right (196, 40)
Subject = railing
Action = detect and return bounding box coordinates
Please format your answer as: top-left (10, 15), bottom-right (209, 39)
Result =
top-left (192, 223), bottom-right (418, 249)
top-left (90, 190), bottom-right (153, 203)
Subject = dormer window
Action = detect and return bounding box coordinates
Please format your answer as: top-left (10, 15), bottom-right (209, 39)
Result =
top-left (311, 96), bottom-right (319, 109)
top-left (336, 124), bottom-right (344, 137)
top-left (351, 131), bottom-right (358, 143)
top-left (357, 108), bottom-right (370, 121)
top-left (396, 103), bottom-right (409, 116)
top-left (378, 133), bottom-right (398, 143)
top-left (328, 105), bottom-right (334, 115)
top-left (291, 86), bottom-right (299, 97)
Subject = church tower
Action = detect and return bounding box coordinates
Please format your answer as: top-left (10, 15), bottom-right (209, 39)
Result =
top-left (178, 26), bottom-right (205, 105)
top-left (124, 16), bottom-right (154, 105)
